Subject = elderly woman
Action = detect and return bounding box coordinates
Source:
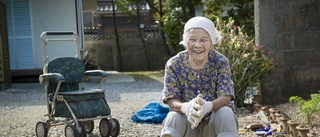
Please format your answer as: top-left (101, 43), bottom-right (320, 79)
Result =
top-left (160, 16), bottom-right (238, 137)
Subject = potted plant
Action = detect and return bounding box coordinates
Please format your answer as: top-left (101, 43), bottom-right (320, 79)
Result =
top-left (296, 125), bottom-right (310, 137)
top-left (289, 91), bottom-right (320, 125)
top-left (287, 120), bottom-right (300, 137)
top-left (288, 91), bottom-right (320, 137)
top-left (279, 116), bottom-right (289, 134)
top-left (268, 108), bottom-right (278, 122)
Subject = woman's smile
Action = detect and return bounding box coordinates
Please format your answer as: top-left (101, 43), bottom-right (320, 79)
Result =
top-left (192, 50), bottom-right (204, 54)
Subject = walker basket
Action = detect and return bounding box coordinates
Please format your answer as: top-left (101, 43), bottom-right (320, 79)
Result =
top-left (52, 90), bottom-right (111, 118)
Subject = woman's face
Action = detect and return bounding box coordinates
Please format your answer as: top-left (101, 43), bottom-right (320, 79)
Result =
top-left (186, 28), bottom-right (212, 61)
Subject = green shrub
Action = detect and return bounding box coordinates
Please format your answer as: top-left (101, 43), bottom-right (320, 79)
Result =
top-left (214, 18), bottom-right (274, 107)
top-left (289, 91), bottom-right (320, 125)
top-left (162, 0), bottom-right (202, 55)
top-left (162, 9), bottom-right (186, 54)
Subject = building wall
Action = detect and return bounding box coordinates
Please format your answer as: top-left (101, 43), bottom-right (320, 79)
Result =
top-left (255, 0), bottom-right (320, 104)
top-left (84, 32), bottom-right (170, 71)
top-left (31, 0), bottom-right (78, 68)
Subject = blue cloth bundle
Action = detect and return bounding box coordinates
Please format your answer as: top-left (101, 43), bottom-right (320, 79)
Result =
top-left (131, 102), bottom-right (170, 124)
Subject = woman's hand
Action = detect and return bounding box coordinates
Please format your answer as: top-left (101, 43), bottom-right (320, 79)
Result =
top-left (196, 97), bottom-right (213, 117)
top-left (180, 99), bottom-right (202, 126)
top-left (192, 96), bottom-right (213, 128)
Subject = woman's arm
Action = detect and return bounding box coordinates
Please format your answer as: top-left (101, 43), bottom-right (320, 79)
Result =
top-left (211, 95), bottom-right (232, 111)
top-left (167, 98), bottom-right (184, 112)
top-left (214, 55), bottom-right (235, 109)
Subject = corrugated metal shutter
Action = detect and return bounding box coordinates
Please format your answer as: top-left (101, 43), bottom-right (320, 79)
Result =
top-left (6, 0), bottom-right (33, 69)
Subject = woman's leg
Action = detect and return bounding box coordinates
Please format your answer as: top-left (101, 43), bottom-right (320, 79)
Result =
top-left (202, 106), bottom-right (238, 137)
top-left (160, 111), bottom-right (200, 137)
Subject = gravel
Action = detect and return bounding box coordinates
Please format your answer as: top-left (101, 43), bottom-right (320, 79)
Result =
top-left (2, 71), bottom-right (318, 137)
top-left (0, 72), bottom-right (164, 137)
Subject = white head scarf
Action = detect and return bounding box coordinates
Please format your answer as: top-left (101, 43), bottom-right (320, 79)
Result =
top-left (180, 16), bottom-right (221, 46)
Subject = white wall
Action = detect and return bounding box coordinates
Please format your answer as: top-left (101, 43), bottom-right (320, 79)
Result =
top-left (31, 0), bottom-right (78, 68)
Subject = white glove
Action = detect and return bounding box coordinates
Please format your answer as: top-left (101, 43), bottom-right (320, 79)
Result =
top-left (197, 97), bottom-right (213, 117)
top-left (192, 96), bottom-right (213, 129)
top-left (180, 97), bottom-right (202, 127)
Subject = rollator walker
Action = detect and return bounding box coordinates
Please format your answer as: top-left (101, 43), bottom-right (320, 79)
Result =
top-left (35, 31), bottom-right (120, 137)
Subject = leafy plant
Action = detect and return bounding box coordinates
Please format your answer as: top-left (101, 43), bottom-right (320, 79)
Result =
top-left (289, 91), bottom-right (320, 125)
top-left (204, 0), bottom-right (255, 36)
top-left (214, 18), bottom-right (274, 107)
top-left (162, 8), bottom-right (186, 54)
top-left (162, 0), bottom-right (202, 55)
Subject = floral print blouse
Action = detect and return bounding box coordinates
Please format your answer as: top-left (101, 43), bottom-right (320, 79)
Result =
top-left (162, 50), bottom-right (235, 107)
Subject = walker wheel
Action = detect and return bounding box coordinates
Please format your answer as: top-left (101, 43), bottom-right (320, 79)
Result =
top-left (110, 118), bottom-right (120, 137)
top-left (36, 122), bottom-right (48, 137)
top-left (99, 118), bottom-right (111, 137)
top-left (82, 120), bottom-right (94, 133)
top-left (65, 124), bottom-right (79, 137)
top-left (75, 122), bottom-right (87, 137)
